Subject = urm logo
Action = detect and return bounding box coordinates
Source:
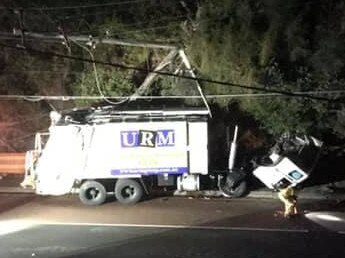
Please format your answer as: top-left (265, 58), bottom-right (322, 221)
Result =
top-left (121, 129), bottom-right (175, 147)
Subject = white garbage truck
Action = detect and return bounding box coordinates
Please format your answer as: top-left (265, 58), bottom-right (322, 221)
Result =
top-left (22, 105), bottom-right (323, 205)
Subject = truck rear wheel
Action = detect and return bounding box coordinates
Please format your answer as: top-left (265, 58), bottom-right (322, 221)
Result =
top-left (115, 179), bottom-right (143, 205)
top-left (79, 180), bottom-right (107, 205)
top-left (219, 177), bottom-right (248, 198)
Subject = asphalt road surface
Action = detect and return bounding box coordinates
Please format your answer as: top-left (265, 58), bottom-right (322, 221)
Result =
top-left (0, 194), bottom-right (344, 258)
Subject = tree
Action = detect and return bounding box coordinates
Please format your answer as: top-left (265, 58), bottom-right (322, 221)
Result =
top-left (72, 66), bottom-right (135, 107)
top-left (185, 0), bottom-right (345, 138)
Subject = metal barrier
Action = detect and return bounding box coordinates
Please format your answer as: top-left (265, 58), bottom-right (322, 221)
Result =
top-left (0, 153), bottom-right (25, 174)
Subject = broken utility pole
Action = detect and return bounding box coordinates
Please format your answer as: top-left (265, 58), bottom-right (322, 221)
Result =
top-left (11, 30), bottom-right (212, 116)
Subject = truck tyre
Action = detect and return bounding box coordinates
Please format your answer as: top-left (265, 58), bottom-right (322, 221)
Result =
top-left (79, 180), bottom-right (107, 205)
top-left (220, 179), bottom-right (248, 198)
top-left (115, 179), bottom-right (143, 205)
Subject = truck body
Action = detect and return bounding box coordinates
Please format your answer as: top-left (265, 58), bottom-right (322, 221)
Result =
top-left (22, 106), bottom-right (323, 205)
top-left (23, 107), bottom-right (211, 204)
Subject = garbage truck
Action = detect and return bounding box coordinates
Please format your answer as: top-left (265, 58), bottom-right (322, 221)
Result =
top-left (21, 104), bottom-right (323, 205)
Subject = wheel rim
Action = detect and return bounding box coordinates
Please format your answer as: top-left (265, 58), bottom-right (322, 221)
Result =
top-left (121, 185), bottom-right (135, 199)
top-left (87, 187), bottom-right (100, 200)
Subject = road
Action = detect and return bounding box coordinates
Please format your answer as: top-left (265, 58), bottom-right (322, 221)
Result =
top-left (0, 193), bottom-right (344, 258)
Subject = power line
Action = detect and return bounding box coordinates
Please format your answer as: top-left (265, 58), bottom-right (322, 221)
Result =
top-left (12, 21), bottom-right (184, 39)
top-left (15, 11), bottom-right (188, 34)
top-left (0, 70), bottom-right (84, 75)
top-left (64, 13), bottom-right (187, 25)
top-left (0, 20), bottom-right (184, 41)
top-left (69, 37), bottom-right (127, 105)
top-left (0, 42), bottom-right (344, 103)
top-left (0, 0), bottom-right (161, 11)
top-left (0, 92), bottom-right (344, 102)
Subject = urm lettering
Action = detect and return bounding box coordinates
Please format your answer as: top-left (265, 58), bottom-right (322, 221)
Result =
top-left (121, 129), bottom-right (175, 147)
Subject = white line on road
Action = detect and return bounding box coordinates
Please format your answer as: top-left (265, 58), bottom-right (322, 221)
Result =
top-left (39, 222), bottom-right (309, 233)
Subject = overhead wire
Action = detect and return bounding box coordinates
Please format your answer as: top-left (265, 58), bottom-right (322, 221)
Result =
top-left (13, 18), bottom-right (188, 37)
top-left (0, 0), bottom-right (162, 11)
top-left (0, 6), bottom-right (344, 105)
top-left (16, 7), bottom-right (119, 105)
top-left (5, 6), bottom-right (187, 105)
top-left (0, 91), bottom-right (344, 102)
top-left (63, 13), bottom-right (187, 24)
top-left (69, 38), bottom-right (128, 105)
top-left (0, 2), bottom-right (205, 42)
top-left (0, 20), bottom-right (185, 40)
top-left (61, 14), bottom-right (210, 37)
top-left (0, 41), bottom-right (343, 103)
top-left (37, 7), bottom-right (128, 105)
top-left (1, 0), bottom-right (192, 36)
top-left (6, 6), bottom-right (152, 105)
top-left (0, 70), bottom-right (86, 75)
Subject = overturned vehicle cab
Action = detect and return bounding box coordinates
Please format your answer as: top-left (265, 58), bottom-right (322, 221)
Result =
top-left (220, 133), bottom-right (323, 197)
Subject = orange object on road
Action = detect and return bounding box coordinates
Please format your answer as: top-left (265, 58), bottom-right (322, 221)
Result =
top-left (278, 185), bottom-right (298, 218)
top-left (0, 153), bottom-right (25, 174)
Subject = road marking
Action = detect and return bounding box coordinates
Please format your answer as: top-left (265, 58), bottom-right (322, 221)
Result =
top-left (39, 222), bottom-right (309, 233)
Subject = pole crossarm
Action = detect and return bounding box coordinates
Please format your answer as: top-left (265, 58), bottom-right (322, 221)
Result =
top-left (13, 31), bottom-right (178, 50)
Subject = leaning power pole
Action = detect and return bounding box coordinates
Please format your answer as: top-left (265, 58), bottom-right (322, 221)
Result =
top-left (12, 30), bottom-right (212, 116)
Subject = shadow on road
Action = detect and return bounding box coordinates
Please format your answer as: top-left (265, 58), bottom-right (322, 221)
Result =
top-left (0, 194), bottom-right (37, 214)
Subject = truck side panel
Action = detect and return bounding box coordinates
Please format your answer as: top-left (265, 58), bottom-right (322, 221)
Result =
top-left (83, 121), bottom-right (190, 178)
